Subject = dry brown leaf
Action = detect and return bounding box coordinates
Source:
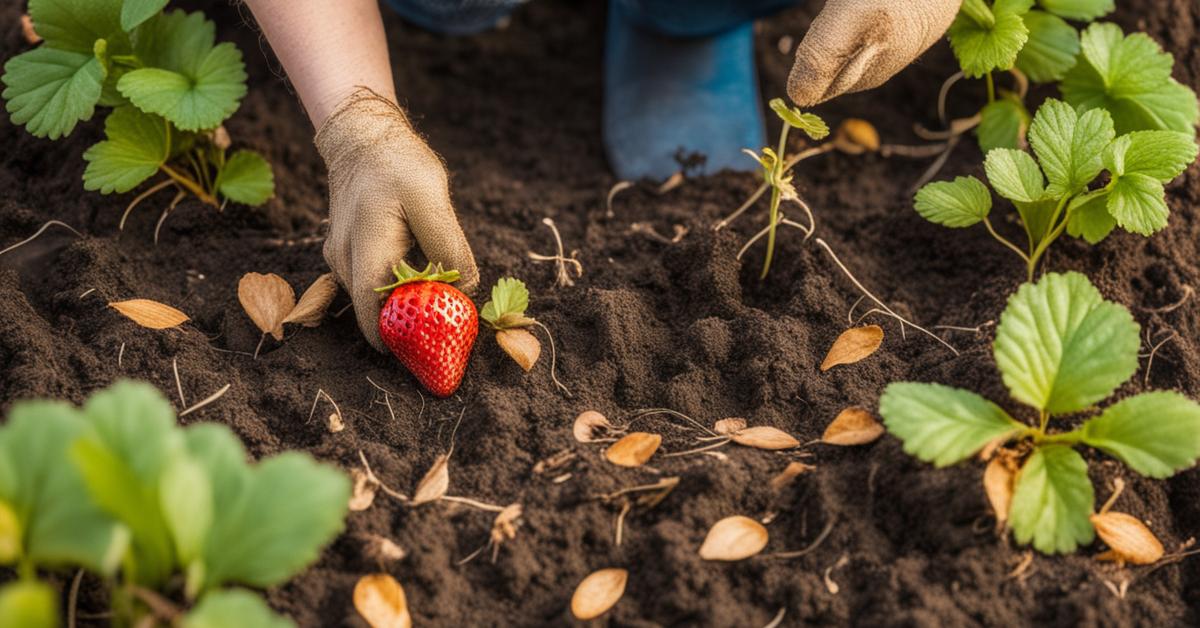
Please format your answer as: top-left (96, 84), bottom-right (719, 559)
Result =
top-left (349, 469), bottom-right (379, 511)
top-left (20, 14), bottom-right (40, 44)
top-left (820, 325), bottom-right (884, 371)
top-left (573, 410), bottom-right (615, 443)
top-left (731, 426), bottom-right (800, 450)
top-left (570, 568), bottom-right (628, 620)
top-left (822, 407), bottom-right (885, 446)
top-left (238, 272), bottom-right (295, 341)
top-left (605, 432), bottom-right (661, 467)
top-left (282, 273), bottom-right (337, 327)
top-left (353, 573), bottom-right (411, 628)
top-left (109, 299), bottom-right (190, 329)
top-left (983, 456), bottom-right (1014, 526)
top-left (411, 454), bottom-right (450, 505)
top-left (713, 418), bottom-right (747, 435)
top-left (699, 515), bottom-right (769, 561)
top-left (770, 462), bottom-right (814, 492)
top-left (1090, 512), bottom-right (1164, 565)
top-left (496, 328), bottom-right (541, 372)
top-left (363, 534), bottom-right (407, 564)
top-left (834, 118), bottom-right (880, 154)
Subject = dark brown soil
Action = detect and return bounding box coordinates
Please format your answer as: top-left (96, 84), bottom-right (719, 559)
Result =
top-left (4, 0), bottom-right (1200, 626)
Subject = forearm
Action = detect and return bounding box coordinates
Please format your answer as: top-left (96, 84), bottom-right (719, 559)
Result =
top-left (243, 0), bottom-right (397, 128)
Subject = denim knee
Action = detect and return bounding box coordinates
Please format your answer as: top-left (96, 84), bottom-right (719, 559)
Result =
top-left (385, 0), bottom-right (526, 36)
top-left (614, 0), bottom-right (799, 38)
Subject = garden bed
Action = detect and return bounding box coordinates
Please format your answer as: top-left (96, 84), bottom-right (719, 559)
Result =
top-left (3, 0), bottom-right (1200, 625)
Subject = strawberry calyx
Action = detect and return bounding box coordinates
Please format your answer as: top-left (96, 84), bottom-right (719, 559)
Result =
top-left (373, 261), bottom-right (461, 293)
top-left (481, 277), bottom-right (536, 331)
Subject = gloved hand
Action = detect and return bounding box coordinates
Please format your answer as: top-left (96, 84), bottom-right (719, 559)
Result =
top-left (316, 88), bottom-right (479, 352)
top-left (787, 0), bottom-right (961, 107)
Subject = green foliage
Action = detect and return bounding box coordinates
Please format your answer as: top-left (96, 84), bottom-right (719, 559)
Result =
top-left (915, 99), bottom-right (1198, 279)
top-left (0, 580), bottom-right (59, 628)
top-left (1014, 10), bottom-right (1079, 82)
top-left (1061, 23), bottom-right (1199, 135)
top-left (2, 0), bottom-right (274, 207)
top-left (481, 277), bottom-right (532, 329)
top-left (879, 273), bottom-right (1200, 554)
top-left (0, 380), bottom-right (350, 625)
top-left (949, 0), bottom-right (1033, 79)
top-left (977, 95), bottom-right (1031, 152)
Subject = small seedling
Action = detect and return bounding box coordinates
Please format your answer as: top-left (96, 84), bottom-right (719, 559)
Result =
top-left (2, 2), bottom-right (275, 221)
top-left (481, 276), bottom-right (570, 394)
top-left (739, 98), bottom-right (829, 279)
top-left (879, 272), bottom-right (1200, 554)
top-left (914, 99), bottom-right (1198, 281)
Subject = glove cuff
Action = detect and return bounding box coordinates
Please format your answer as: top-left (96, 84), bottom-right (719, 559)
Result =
top-left (314, 87), bottom-right (419, 167)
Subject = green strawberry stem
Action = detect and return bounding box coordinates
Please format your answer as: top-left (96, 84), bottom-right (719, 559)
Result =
top-left (374, 261), bottom-right (461, 292)
top-left (760, 122), bottom-right (791, 280)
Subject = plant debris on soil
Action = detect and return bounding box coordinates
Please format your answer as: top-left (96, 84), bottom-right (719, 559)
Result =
top-left (3, 0), bottom-right (1200, 625)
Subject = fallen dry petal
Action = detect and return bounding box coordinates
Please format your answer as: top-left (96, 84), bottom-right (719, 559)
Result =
top-left (496, 328), bottom-right (541, 371)
top-left (834, 118), bottom-right (880, 154)
top-left (983, 456), bottom-right (1014, 526)
top-left (1090, 512), bottom-right (1164, 565)
top-left (605, 432), bottom-right (661, 467)
top-left (714, 418), bottom-right (747, 435)
top-left (820, 325), bottom-right (884, 371)
top-left (108, 299), bottom-right (190, 329)
top-left (364, 534), bottom-right (407, 563)
top-left (328, 412), bottom-right (345, 433)
top-left (237, 272), bottom-right (296, 341)
top-left (349, 469), bottom-right (379, 511)
top-left (770, 461), bottom-right (814, 492)
top-left (822, 407), bottom-right (885, 446)
top-left (573, 410), bottom-right (615, 443)
top-left (699, 515), bottom-right (769, 561)
top-left (570, 568), bottom-right (628, 620)
top-left (353, 573), bottom-right (411, 628)
top-left (731, 426), bottom-right (800, 450)
top-left (282, 273), bottom-right (338, 327)
top-left (411, 454), bottom-right (450, 505)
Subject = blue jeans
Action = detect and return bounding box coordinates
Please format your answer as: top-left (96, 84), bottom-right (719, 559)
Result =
top-left (387, 0), bottom-right (798, 37)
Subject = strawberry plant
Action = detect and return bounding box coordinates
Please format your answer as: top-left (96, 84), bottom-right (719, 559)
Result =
top-left (741, 98), bottom-right (829, 279)
top-left (481, 277), bottom-right (569, 393)
top-left (376, 262), bottom-right (479, 398)
top-left (879, 272), bottom-right (1200, 554)
top-left (0, 380), bottom-right (349, 626)
top-left (2, 0), bottom-right (274, 214)
top-left (914, 98), bottom-right (1198, 280)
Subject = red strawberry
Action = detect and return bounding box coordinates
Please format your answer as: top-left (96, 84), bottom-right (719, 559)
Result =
top-left (375, 262), bottom-right (478, 397)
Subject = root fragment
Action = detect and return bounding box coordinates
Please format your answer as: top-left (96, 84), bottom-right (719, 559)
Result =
top-left (0, 220), bottom-right (83, 258)
top-left (605, 181), bottom-right (633, 218)
top-left (527, 218), bottom-right (583, 288)
top-left (178, 384), bottom-right (230, 417)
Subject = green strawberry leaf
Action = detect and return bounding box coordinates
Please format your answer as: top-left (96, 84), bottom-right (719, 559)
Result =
top-left (1103, 131), bottom-right (1198, 182)
top-left (993, 272), bottom-right (1140, 415)
top-left (949, 0), bottom-right (1033, 78)
top-left (914, 176), bottom-right (993, 228)
top-left (121, 0), bottom-right (169, 31)
top-left (0, 401), bottom-right (127, 573)
top-left (117, 11), bottom-right (247, 131)
top-left (1028, 99), bottom-right (1114, 197)
top-left (1015, 10), bottom-right (1079, 83)
top-left (2, 47), bottom-right (105, 140)
top-left (481, 277), bottom-right (531, 328)
top-left (215, 150), bottom-right (275, 206)
top-left (768, 98), bottom-right (829, 140)
top-left (1014, 197), bottom-right (1059, 247)
top-left (1037, 0), bottom-right (1114, 20)
top-left (1065, 192), bottom-right (1115, 243)
top-left (0, 580), bottom-right (58, 628)
top-left (1010, 444), bottom-right (1094, 554)
top-left (978, 95), bottom-right (1031, 152)
top-left (182, 589), bottom-right (295, 628)
top-left (984, 147), bottom-right (1045, 203)
top-left (1081, 391), bottom-right (1200, 478)
top-left (71, 381), bottom-right (184, 586)
top-left (159, 455), bottom-right (212, 568)
top-left (879, 382), bottom-right (1025, 467)
top-left (185, 424), bottom-right (349, 593)
top-left (1105, 173), bottom-right (1167, 235)
top-left (1061, 23), bottom-right (1199, 135)
top-left (82, 106), bottom-right (170, 194)
top-left (28, 0), bottom-right (128, 54)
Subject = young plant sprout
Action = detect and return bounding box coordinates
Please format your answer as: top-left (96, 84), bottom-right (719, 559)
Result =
top-left (741, 98), bottom-right (829, 279)
top-left (880, 273), bottom-right (1200, 555)
top-left (914, 99), bottom-right (1198, 281)
top-left (2, 3), bottom-right (275, 224)
top-left (481, 277), bottom-right (569, 394)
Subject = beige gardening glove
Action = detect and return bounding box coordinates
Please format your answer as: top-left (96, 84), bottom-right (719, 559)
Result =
top-left (788, 0), bottom-right (961, 107)
top-left (316, 88), bottom-right (479, 352)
